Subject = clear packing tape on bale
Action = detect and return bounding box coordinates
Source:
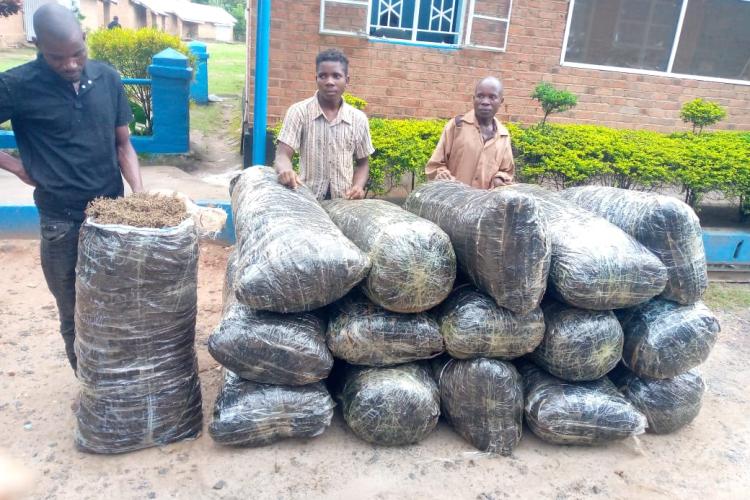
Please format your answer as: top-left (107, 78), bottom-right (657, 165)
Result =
top-left (561, 186), bottom-right (707, 304)
top-left (404, 181), bottom-right (551, 315)
top-left (438, 285), bottom-right (545, 360)
top-left (209, 370), bottom-right (335, 447)
top-left (75, 218), bottom-right (202, 454)
top-left (327, 292), bottom-right (444, 366)
top-left (508, 184), bottom-right (668, 310)
top-left (530, 300), bottom-right (623, 382)
top-left (209, 251), bottom-right (333, 385)
top-left (337, 363), bottom-right (440, 446)
top-left (618, 299), bottom-right (719, 379)
top-left (610, 365), bottom-right (705, 434)
top-left (518, 361), bottom-right (647, 446)
top-left (432, 357), bottom-right (523, 455)
top-left (230, 167), bottom-right (371, 312)
top-left (324, 199), bottom-right (456, 313)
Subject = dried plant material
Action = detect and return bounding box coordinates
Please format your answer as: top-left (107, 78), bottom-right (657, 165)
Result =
top-left (86, 192), bottom-right (189, 228)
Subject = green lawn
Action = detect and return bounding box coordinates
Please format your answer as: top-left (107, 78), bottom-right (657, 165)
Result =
top-left (0, 47), bottom-right (36, 72)
top-left (204, 42), bottom-right (245, 96)
top-left (703, 282), bottom-right (750, 311)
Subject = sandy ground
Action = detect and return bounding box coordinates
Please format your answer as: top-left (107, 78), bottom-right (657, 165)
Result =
top-left (1, 239), bottom-right (749, 500)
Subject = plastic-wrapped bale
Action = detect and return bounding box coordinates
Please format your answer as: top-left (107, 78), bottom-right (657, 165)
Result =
top-left (530, 300), bottom-right (623, 381)
top-left (209, 370), bottom-right (335, 447)
top-left (75, 214), bottom-right (202, 454)
top-left (508, 184), bottom-right (667, 310)
top-left (561, 186), bottom-right (707, 304)
top-left (609, 365), bottom-right (705, 434)
top-left (327, 292), bottom-right (443, 366)
top-left (208, 251), bottom-right (333, 385)
top-left (618, 299), bottom-right (719, 379)
top-left (518, 361), bottom-right (647, 445)
top-left (230, 167), bottom-right (370, 312)
top-left (432, 357), bottom-right (523, 455)
top-left (324, 199), bottom-right (456, 313)
top-left (338, 363), bottom-right (440, 446)
top-left (438, 285), bottom-right (545, 360)
top-left (403, 181), bottom-right (550, 314)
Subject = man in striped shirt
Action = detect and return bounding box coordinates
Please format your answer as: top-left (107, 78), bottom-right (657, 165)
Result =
top-left (274, 49), bottom-right (374, 200)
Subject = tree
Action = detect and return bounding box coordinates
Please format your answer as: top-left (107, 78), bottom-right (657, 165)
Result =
top-left (0, 0), bottom-right (21, 17)
top-left (531, 82), bottom-right (578, 126)
top-left (680, 98), bottom-right (727, 134)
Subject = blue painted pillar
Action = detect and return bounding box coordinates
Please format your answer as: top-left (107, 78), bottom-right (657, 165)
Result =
top-left (188, 41), bottom-right (209, 104)
top-left (252, 0), bottom-right (271, 165)
top-left (148, 48), bottom-right (193, 153)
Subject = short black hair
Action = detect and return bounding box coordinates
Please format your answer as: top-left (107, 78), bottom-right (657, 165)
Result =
top-left (315, 48), bottom-right (349, 75)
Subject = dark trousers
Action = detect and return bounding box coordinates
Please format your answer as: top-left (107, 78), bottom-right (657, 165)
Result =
top-left (39, 211), bottom-right (82, 373)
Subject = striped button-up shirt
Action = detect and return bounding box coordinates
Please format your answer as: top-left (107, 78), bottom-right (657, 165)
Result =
top-left (277, 94), bottom-right (375, 200)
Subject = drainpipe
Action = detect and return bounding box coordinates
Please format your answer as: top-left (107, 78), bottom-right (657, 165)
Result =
top-left (251, 0), bottom-right (271, 166)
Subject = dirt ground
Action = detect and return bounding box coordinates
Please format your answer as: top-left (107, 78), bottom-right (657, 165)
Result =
top-left (0, 239), bottom-right (748, 500)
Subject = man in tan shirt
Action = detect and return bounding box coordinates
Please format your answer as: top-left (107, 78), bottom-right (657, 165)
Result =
top-left (274, 48), bottom-right (374, 200)
top-left (425, 76), bottom-right (514, 189)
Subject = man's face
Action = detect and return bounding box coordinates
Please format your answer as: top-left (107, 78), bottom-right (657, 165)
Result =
top-left (316, 61), bottom-right (348, 103)
top-left (473, 81), bottom-right (503, 120)
top-left (37, 33), bottom-right (87, 83)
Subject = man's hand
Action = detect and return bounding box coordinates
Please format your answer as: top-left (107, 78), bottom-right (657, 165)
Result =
top-left (492, 177), bottom-right (512, 188)
top-left (0, 151), bottom-right (35, 186)
top-left (277, 168), bottom-right (301, 189)
top-left (345, 185), bottom-right (365, 200)
top-left (15, 164), bottom-right (35, 187)
top-left (435, 170), bottom-right (455, 181)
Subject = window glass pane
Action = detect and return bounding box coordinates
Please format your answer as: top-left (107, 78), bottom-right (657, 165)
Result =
top-left (564, 0), bottom-right (682, 71)
top-left (473, 0), bottom-right (511, 19)
top-left (468, 17), bottom-right (508, 49)
top-left (672, 0), bottom-right (750, 81)
top-left (322, 2), bottom-right (368, 34)
top-left (370, 0), bottom-right (416, 40)
top-left (416, 0), bottom-right (460, 44)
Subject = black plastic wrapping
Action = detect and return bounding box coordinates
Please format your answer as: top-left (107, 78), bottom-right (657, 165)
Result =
top-left (508, 184), bottom-right (667, 310)
top-left (209, 370), bottom-right (335, 447)
top-left (324, 199), bottom-right (456, 313)
top-left (561, 186), bottom-right (707, 304)
top-left (326, 292), bottom-right (444, 366)
top-left (609, 365), bottom-right (705, 434)
top-left (230, 167), bottom-right (371, 312)
top-left (530, 300), bottom-right (623, 381)
top-left (432, 357), bottom-right (523, 455)
top-left (403, 181), bottom-right (551, 314)
top-left (338, 363), bottom-right (440, 446)
top-left (208, 251), bottom-right (333, 385)
top-left (438, 285), bottom-right (545, 360)
top-left (75, 219), bottom-right (202, 454)
top-left (618, 299), bottom-right (719, 379)
top-left (518, 361), bottom-right (647, 446)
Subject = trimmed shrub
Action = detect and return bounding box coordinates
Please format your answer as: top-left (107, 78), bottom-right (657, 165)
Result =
top-left (531, 82), bottom-right (578, 126)
top-left (680, 98), bottom-right (727, 134)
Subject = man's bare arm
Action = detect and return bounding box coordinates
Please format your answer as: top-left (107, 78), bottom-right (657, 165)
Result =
top-left (115, 126), bottom-right (143, 192)
top-left (0, 151), bottom-right (35, 186)
top-left (273, 141), bottom-right (301, 189)
top-left (345, 157), bottom-right (369, 200)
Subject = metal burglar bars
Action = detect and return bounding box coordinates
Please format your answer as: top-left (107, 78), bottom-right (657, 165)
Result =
top-left (368, 0), bottom-right (461, 45)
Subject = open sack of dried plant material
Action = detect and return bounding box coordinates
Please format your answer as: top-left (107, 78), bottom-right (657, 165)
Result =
top-left (209, 370), bottom-right (335, 447)
top-left (404, 181), bottom-right (551, 315)
top-left (561, 186), bottom-right (707, 304)
top-left (230, 167), bottom-right (370, 312)
top-left (208, 250), bottom-right (333, 385)
top-left (508, 184), bottom-right (668, 310)
top-left (75, 194), bottom-right (202, 454)
top-left (324, 199), bottom-right (456, 313)
top-left (432, 357), bottom-right (523, 455)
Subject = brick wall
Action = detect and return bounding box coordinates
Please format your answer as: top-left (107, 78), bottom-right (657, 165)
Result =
top-left (247, 0), bottom-right (750, 132)
top-left (0, 13), bottom-right (26, 46)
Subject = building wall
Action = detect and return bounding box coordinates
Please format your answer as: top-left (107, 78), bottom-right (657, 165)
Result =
top-left (247, 0), bottom-right (750, 131)
top-left (0, 13), bottom-right (26, 47)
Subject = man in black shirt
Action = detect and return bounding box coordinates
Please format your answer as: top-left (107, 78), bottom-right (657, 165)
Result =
top-left (0, 3), bottom-right (143, 373)
top-left (107, 16), bottom-right (121, 29)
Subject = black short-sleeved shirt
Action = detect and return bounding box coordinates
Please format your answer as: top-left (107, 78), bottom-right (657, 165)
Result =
top-left (0, 54), bottom-right (133, 217)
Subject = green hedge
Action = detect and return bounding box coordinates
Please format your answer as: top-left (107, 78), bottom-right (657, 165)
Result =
top-left (269, 116), bottom-right (749, 210)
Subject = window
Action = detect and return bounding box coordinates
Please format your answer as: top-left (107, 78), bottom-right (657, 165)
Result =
top-left (561, 0), bottom-right (750, 84)
top-left (320, 0), bottom-right (513, 51)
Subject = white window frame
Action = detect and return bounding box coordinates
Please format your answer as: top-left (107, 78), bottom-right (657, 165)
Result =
top-left (560, 0), bottom-right (750, 86)
top-left (463, 0), bottom-right (513, 52)
top-left (319, 0), bottom-right (510, 51)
